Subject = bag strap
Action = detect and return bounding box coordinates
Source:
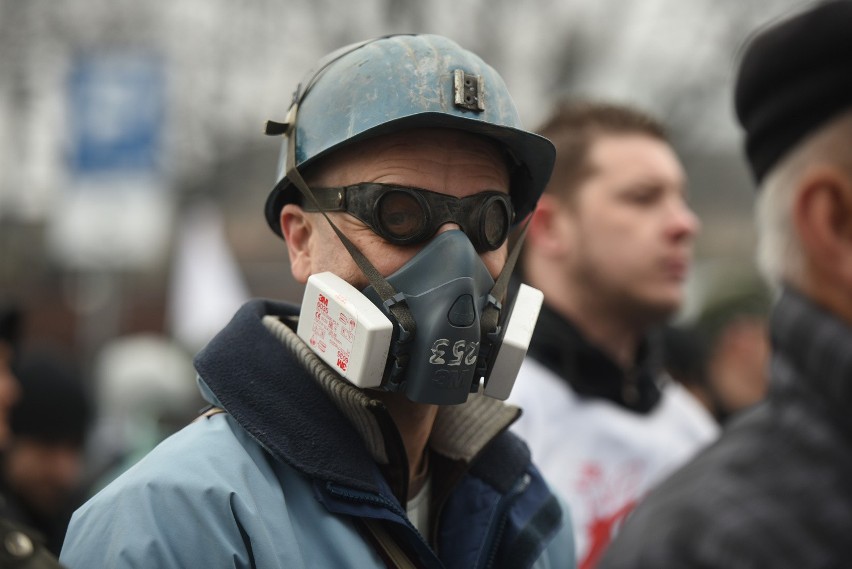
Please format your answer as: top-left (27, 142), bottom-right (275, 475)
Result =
top-left (362, 519), bottom-right (421, 569)
top-left (192, 405), bottom-right (227, 423)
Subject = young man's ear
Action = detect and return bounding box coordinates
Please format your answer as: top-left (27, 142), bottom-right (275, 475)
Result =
top-left (280, 204), bottom-right (313, 284)
top-left (793, 166), bottom-right (852, 288)
top-left (528, 194), bottom-right (572, 257)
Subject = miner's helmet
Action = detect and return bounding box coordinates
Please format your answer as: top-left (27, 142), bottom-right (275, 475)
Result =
top-left (263, 33), bottom-right (556, 238)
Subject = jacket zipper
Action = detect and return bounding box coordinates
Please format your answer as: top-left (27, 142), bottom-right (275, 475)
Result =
top-left (479, 473), bottom-right (532, 569)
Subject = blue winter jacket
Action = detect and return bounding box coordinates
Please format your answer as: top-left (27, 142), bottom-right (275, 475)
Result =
top-left (61, 300), bottom-right (575, 568)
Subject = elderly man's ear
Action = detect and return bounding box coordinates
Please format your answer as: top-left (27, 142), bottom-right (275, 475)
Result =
top-left (793, 166), bottom-right (852, 316)
top-left (280, 204), bottom-right (313, 284)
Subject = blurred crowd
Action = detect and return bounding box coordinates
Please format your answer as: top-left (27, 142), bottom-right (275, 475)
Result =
top-left (4, 1), bottom-right (852, 567)
top-left (0, 304), bottom-right (202, 562)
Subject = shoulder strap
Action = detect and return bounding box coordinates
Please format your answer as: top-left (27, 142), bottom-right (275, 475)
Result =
top-left (362, 519), bottom-right (422, 569)
top-left (192, 405), bottom-right (227, 423)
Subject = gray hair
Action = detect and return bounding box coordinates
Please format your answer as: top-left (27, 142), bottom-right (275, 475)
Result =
top-left (755, 110), bottom-right (852, 289)
top-left (755, 155), bottom-right (803, 289)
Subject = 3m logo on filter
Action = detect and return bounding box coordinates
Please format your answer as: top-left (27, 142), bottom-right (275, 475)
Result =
top-left (297, 272), bottom-right (393, 389)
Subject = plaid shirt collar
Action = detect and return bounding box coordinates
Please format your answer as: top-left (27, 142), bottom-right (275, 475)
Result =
top-left (771, 286), bottom-right (852, 429)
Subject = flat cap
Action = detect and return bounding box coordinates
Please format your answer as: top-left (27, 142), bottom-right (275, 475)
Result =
top-left (734, 0), bottom-right (852, 184)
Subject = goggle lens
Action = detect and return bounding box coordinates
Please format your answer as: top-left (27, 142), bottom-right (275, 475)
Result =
top-left (482, 196), bottom-right (510, 250)
top-left (378, 190), bottom-right (427, 241)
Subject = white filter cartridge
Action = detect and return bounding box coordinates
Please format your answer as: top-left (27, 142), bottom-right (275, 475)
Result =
top-left (483, 283), bottom-right (544, 400)
top-left (297, 272), bottom-right (393, 388)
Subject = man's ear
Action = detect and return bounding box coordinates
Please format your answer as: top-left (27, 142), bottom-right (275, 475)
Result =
top-left (793, 166), bottom-right (852, 288)
top-left (280, 204), bottom-right (313, 284)
top-left (528, 194), bottom-right (571, 257)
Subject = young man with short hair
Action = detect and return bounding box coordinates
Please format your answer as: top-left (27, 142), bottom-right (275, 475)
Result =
top-left (509, 101), bottom-right (718, 569)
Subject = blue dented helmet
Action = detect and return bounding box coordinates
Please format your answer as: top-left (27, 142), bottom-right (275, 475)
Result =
top-left (264, 34), bottom-right (555, 237)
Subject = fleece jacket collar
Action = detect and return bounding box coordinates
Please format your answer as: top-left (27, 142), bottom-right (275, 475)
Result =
top-left (193, 299), bottom-right (522, 496)
top-left (194, 299), bottom-right (385, 494)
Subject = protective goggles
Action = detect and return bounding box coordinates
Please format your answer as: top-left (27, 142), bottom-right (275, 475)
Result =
top-left (302, 183), bottom-right (514, 252)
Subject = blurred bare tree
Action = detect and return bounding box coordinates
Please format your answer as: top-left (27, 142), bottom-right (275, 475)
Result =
top-left (0, 0), bottom-right (812, 362)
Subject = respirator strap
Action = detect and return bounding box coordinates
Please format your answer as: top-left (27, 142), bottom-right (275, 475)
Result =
top-left (480, 215), bottom-right (532, 337)
top-left (282, 110), bottom-right (417, 340)
top-left (473, 215), bottom-right (531, 394)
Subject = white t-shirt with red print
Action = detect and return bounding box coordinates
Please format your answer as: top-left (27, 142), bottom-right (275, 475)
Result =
top-left (509, 358), bottom-right (719, 569)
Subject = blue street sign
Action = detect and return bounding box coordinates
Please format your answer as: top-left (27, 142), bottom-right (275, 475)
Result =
top-left (67, 53), bottom-right (164, 175)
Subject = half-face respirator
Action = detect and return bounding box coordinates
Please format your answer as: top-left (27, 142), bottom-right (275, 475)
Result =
top-left (296, 196), bottom-right (543, 405)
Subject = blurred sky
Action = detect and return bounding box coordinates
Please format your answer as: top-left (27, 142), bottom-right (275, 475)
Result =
top-left (0, 0), bottom-right (812, 359)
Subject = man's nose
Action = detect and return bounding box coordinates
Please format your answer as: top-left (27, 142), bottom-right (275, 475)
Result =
top-left (667, 200), bottom-right (700, 241)
top-left (435, 222), bottom-right (463, 237)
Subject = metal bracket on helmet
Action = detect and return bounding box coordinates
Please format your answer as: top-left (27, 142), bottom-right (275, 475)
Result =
top-left (453, 69), bottom-right (485, 112)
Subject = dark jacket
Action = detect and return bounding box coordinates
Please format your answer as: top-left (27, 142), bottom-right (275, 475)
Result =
top-left (599, 288), bottom-right (852, 568)
top-left (0, 514), bottom-right (66, 568)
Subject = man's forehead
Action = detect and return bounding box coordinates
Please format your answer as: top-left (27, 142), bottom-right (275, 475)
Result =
top-left (306, 127), bottom-right (510, 189)
top-left (587, 135), bottom-right (681, 177)
top-left (558, 144), bottom-right (685, 211)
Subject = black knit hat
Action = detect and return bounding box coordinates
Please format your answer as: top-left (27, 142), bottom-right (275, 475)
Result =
top-left (10, 351), bottom-right (93, 447)
top-left (734, 0), bottom-right (852, 184)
